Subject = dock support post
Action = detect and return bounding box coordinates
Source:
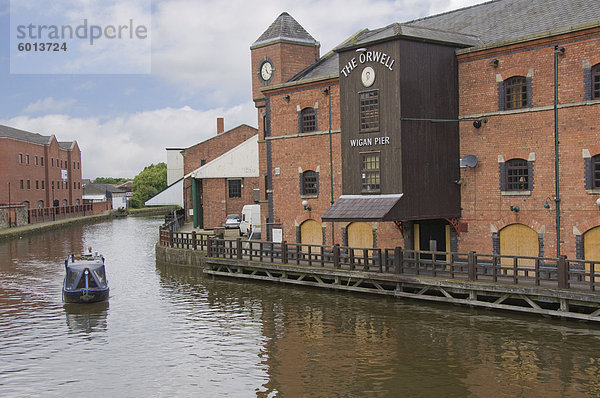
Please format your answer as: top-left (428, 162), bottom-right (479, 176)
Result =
top-left (394, 247), bottom-right (403, 274)
top-left (558, 255), bottom-right (568, 289)
top-left (282, 241), bottom-right (288, 264)
top-left (169, 231), bottom-right (174, 248)
top-left (237, 238), bottom-right (242, 260)
top-left (192, 231), bottom-right (197, 250)
top-left (468, 251), bottom-right (476, 281)
top-left (333, 244), bottom-right (340, 269)
top-left (207, 237), bottom-right (212, 257)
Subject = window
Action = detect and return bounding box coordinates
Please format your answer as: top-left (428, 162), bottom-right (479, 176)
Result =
top-left (504, 76), bottom-right (528, 110)
top-left (228, 179), bottom-right (241, 198)
top-left (19, 153), bottom-right (23, 164)
top-left (361, 152), bottom-right (380, 192)
top-left (26, 155), bottom-right (30, 164)
top-left (51, 158), bottom-right (54, 167)
top-left (42, 181), bottom-right (45, 189)
top-left (73, 161), bottom-right (76, 169)
top-left (20, 179), bottom-right (24, 189)
top-left (51, 181), bottom-right (54, 189)
top-left (41, 157), bottom-right (44, 166)
top-left (36, 180), bottom-right (39, 189)
top-left (35, 156), bottom-right (38, 165)
top-left (300, 107), bottom-right (316, 133)
top-left (360, 90), bottom-right (379, 132)
top-left (27, 180), bottom-right (30, 190)
top-left (593, 64), bottom-right (600, 100)
top-left (301, 170), bottom-right (318, 196)
top-left (505, 158), bottom-right (529, 191)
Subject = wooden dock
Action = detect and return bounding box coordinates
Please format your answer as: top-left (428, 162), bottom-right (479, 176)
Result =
top-left (159, 223), bottom-right (600, 322)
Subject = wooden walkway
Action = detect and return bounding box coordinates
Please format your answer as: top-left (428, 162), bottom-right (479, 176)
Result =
top-left (159, 221), bottom-right (600, 322)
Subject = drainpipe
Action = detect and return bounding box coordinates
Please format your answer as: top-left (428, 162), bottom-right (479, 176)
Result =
top-left (554, 45), bottom-right (564, 256)
top-left (328, 85), bottom-right (335, 245)
top-left (192, 177), bottom-right (198, 228)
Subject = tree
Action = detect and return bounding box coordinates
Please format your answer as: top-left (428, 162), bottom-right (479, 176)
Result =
top-left (130, 162), bottom-right (167, 208)
top-left (94, 177), bottom-right (129, 185)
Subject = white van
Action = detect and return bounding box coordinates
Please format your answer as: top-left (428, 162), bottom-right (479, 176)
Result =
top-left (239, 205), bottom-right (261, 236)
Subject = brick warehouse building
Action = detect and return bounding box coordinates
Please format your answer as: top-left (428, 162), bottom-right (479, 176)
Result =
top-left (250, 0), bottom-right (600, 261)
top-left (0, 125), bottom-right (83, 217)
top-left (182, 119), bottom-right (258, 229)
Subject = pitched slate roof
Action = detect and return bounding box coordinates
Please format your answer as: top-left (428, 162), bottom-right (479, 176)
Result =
top-left (252, 12), bottom-right (319, 47)
top-left (321, 194), bottom-right (404, 222)
top-left (0, 124), bottom-right (78, 148)
top-left (335, 23), bottom-right (482, 52)
top-left (406, 0), bottom-right (600, 46)
top-left (291, 0), bottom-right (600, 83)
top-left (0, 124), bottom-right (53, 145)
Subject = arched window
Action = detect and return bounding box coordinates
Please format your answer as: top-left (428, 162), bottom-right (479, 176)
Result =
top-left (300, 170), bottom-right (318, 196)
top-left (505, 158), bottom-right (530, 191)
top-left (504, 76), bottom-right (528, 109)
top-left (592, 64), bottom-right (600, 100)
top-left (300, 107), bottom-right (316, 133)
top-left (592, 154), bottom-right (600, 189)
top-left (37, 200), bottom-right (44, 208)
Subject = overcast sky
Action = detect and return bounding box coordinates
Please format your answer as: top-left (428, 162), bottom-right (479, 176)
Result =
top-left (0, 0), bottom-right (483, 179)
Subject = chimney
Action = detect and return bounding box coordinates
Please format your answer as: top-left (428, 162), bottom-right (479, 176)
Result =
top-left (217, 117), bottom-right (224, 134)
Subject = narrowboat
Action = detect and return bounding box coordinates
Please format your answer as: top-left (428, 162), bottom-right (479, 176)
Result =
top-left (63, 251), bottom-right (109, 303)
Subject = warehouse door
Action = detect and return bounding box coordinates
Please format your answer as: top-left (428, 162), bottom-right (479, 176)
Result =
top-left (301, 219), bottom-right (322, 246)
top-left (500, 223), bottom-right (537, 267)
top-left (584, 226), bottom-right (600, 274)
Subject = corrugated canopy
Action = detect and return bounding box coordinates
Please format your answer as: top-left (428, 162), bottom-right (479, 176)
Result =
top-left (321, 194), bottom-right (403, 222)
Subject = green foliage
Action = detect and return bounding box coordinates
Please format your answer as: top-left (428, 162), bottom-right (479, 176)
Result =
top-left (94, 177), bottom-right (129, 185)
top-left (130, 162), bottom-right (167, 208)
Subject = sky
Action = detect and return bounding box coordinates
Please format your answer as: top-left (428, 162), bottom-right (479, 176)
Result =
top-left (0, 0), bottom-right (483, 179)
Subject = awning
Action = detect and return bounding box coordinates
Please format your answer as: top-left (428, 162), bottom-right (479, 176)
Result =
top-left (321, 194), bottom-right (403, 222)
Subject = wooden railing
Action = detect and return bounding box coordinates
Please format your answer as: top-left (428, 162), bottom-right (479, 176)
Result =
top-left (28, 204), bottom-right (93, 224)
top-left (158, 230), bottom-right (600, 293)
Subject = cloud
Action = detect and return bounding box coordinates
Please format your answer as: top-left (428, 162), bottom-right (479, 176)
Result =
top-left (149, 0), bottom-right (483, 105)
top-left (2, 102), bottom-right (256, 179)
top-left (23, 97), bottom-right (77, 114)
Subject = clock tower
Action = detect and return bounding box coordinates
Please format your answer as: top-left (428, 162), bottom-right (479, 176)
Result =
top-left (250, 12), bottom-right (320, 107)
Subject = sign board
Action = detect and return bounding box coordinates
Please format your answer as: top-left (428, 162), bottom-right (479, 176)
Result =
top-left (272, 228), bottom-right (283, 243)
top-left (61, 169), bottom-right (68, 182)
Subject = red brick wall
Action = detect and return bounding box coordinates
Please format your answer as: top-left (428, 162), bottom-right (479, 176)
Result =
top-left (182, 124), bottom-right (257, 175)
top-left (457, 28), bottom-right (600, 258)
top-left (0, 135), bottom-right (82, 208)
top-left (251, 42), bottom-right (320, 101)
top-left (201, 177), bottom-right (260, 229)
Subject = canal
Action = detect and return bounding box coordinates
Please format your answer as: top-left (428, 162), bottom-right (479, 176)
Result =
top-left (1, 216), bottom-right (600, 397)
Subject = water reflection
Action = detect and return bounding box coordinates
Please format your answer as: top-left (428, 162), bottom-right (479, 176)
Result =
top-left (64, 302), bottom-right (109, 334)
top-left (1, 218), bottom-right (600, 396)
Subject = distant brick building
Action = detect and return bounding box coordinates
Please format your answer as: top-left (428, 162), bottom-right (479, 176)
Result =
top-left (251, 1), bottom-right (600, 260)
top-left (182, 119), bottom-right (259, 229)
top-left (0, 125), bottom-right (83, 215)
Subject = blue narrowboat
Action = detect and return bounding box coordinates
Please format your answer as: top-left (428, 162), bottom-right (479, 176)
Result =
top-left (63, 251), bottom-right (109, 303)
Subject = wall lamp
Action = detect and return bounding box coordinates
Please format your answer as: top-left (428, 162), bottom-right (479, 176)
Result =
top-left (283, 95), bottom-right (290, 102)
top-left (473, 118), bottom-right (488, 128)
top-left (489, 59), bottom-right (499, 67)
top-left (510, 205), bottom-right (520, 213)
top-left (454, 178), bottom-right (463, 185)
top-left (554, 46), bottom-right (565, 55)
top-left (302, 200), bottom-right (312, 212)
top-left (596, 197), bottom-right (600, 210)
top-left (323, 88), bottom-right (329, 95)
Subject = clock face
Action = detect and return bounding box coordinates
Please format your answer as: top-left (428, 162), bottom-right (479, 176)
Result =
top-left (260, 60), bottom-right (273, 82)
top-left (361, 66), bottom-right (376, 87)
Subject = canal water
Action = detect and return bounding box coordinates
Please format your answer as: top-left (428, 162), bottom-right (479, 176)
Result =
top-left (1, 216), bottom-right (600, 397)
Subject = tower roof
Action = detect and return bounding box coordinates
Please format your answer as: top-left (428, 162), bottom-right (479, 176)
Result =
top-left (252, 12), bottom-right (318, 48)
